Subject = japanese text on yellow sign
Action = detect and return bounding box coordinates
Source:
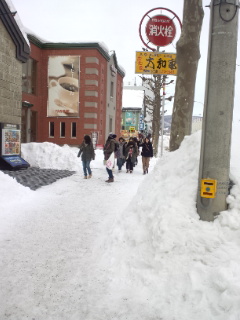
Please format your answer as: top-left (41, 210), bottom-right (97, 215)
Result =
top-left (135, 51), bottom-right (178, 75)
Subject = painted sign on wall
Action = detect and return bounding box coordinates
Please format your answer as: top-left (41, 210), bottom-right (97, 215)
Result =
top-left (125, 112), bottom-right (137, 126)
top-left (47, 56), bottom-right (80, 117)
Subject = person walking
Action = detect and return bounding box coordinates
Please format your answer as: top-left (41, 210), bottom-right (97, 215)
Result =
top-left (116, 137), bottom-right (127, 172)
top-left (141, 137), bottom-right (153, 174)
top-left (133, 136), bottom-right (140, 166)
top-left (103, 133), bottom-right (117, 182)
top-left (77, 135), bottom-right (95, 179)
top-left (124, 139), bottom-right (138, 173)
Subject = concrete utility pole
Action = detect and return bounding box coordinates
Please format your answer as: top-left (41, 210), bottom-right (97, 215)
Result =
top-left (161, 76), bottom-right (166, 157)
top-left (197, 0), bottom-right (239, 221)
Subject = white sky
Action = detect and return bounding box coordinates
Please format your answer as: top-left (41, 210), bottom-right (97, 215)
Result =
top-left (122, 89), bottom-right (144, 109)
top-left (1, 122), bottom-right (240, 319)
top-left (8, 0), bottom-right (240, 117)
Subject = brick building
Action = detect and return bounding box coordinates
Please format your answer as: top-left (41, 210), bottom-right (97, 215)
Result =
top-left (0, 0), bottom-right (29, 125)
top-left (22, 33), bottom-right (125, 147)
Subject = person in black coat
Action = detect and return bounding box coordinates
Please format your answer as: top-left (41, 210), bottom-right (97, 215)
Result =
top-left (124, 140), bottom-right (138, 173)
top-left (141, 137), bottom-right (153, 174)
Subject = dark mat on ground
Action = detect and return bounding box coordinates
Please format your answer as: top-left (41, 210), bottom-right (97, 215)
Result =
top-left (1, 167), bottom-right (76, 190)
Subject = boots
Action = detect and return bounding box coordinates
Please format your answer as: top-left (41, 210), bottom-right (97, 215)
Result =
top-left (105, 178), bottom-right (114, 183)
top-left (84, 176), bottom-right (87, 179)
top-left (88, 174), bottom-right (92, 179)
top-left (143, 168), bottom-right (148, 174)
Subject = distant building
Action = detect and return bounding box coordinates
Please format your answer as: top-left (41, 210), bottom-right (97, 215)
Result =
top-left (192, 116), bottom-right (203, 133)
top-left (160, 115), bottom-right (203, 136)
top-left (121, 88), bottom-right (144, 133)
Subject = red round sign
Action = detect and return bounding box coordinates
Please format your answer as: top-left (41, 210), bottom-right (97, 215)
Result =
top-left (145, 15), bottom-right (176, 47)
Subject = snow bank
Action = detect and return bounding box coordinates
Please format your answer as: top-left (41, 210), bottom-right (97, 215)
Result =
top-left (21, 142), bottom-right (80, 171)
top-left (96, 129), bottom-right (240, 320)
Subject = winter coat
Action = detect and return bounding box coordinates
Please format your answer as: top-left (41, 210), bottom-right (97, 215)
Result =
top-left (141, 141), bottom-right (153, 158)
top-left (78, 142), bottom-right (95, 161)
top-left (116, 141), bottom-right (127, 159)
top-left (124, 142), bottom-right (138, 164)
top-left (103, 138), bottom-right (116, 160)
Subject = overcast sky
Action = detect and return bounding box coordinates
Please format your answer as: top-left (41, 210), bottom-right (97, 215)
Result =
top-left (9, 0), bottom-right (240, 117)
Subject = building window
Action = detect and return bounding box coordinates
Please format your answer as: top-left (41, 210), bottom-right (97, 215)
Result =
top-left (49, 122), bottom-right (54, 137)
top-left (71, 122), bottom-right (76, 138)
top-left (60, 122), bottom-right (65, 138)
top-left (85, 57), bottom-right (99, 64)
top-left (110, 81), bottom-right (114, 97)
top-left (22, 58), bottom-right (37, 94)
top-left (109, 117), bottom-right (113, 133)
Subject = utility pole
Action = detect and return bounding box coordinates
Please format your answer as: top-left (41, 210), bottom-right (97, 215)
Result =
top-left (161, 76), bottom-right (166, 157)
top-left (197, 0), bottom-right (239, 221)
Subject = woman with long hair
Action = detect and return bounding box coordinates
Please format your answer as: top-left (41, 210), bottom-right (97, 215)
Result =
top-left (103, 133), bottom-right (117, 182)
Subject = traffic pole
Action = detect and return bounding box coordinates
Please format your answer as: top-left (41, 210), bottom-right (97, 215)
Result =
top-left (197, 0), bottom-right (239, 221)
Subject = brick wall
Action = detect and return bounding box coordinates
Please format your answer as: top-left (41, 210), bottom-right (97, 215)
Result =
top-left (23, 45), bottom-right (110, 146)
top-left (0, 19), bottom-right (22, 125)
top-left (21, 40), bottom-right (124, 147)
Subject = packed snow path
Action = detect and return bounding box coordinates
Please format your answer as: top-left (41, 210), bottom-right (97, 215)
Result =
top-left (0, 156), bottom-right (156, 320)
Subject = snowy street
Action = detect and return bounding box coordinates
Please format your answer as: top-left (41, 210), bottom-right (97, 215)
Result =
top-left (1, 126), bottom-right (240, 320)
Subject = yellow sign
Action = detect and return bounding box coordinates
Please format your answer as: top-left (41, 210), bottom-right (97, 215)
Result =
top-left (201, 179), bottom-right (217, 198)
top-left (129, 126), bottom-right (135, 131)
top-left (135, 51), bottom-right (178, 75)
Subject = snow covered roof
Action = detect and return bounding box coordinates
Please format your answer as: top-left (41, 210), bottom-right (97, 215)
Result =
top-left (122, 89), bottom-right (144, 110)
top-left (4, 0), bottom-right (29, 46)
top-left (26, 32), bottom-right (125, 77)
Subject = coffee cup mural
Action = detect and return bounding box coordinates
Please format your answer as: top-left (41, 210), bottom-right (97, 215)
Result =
top-left (49, 76), bottom-right (79, 112)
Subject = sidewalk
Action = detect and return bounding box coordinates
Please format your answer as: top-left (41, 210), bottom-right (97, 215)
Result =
top-left (1, 167), bottom-right (75, 190)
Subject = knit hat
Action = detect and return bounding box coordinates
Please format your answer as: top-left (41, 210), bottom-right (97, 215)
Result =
top-left (108, 133), bottom-right (117, 139)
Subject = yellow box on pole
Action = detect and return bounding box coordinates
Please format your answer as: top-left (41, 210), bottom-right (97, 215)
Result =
top-left (201, 179), bottom-right (217, 198)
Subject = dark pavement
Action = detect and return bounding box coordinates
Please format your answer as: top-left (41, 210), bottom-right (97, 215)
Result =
top-left (1, 167), bottom-right (76, 190)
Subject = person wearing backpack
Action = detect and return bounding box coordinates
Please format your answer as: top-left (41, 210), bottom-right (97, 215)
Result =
top-left (103, 133), bottom-right (117, 182)
top-left (141, 137), bottom-right (153, 174)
